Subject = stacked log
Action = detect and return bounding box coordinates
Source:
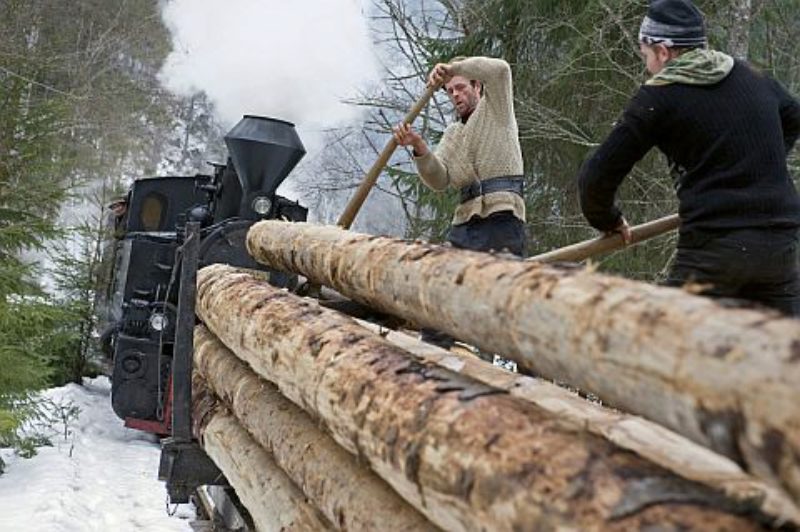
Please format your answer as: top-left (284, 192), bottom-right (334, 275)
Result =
top-left (195, 264), bottom-right (775, 531)
top-left (193, 324), bottom-right (437, 531)
top-left (355, 320), bottom-right (800, 524)
top-left (191, 376), bottom-right (332, 531)
top-left (246, 220), bottom-right (800, 503)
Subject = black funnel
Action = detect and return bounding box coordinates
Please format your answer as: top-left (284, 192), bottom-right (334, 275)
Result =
top-left (224, 115), bottom-right (306, 197)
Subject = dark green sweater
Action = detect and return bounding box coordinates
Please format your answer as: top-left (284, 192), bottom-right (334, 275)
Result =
top-left (578, 61), bottom-right (800, 235)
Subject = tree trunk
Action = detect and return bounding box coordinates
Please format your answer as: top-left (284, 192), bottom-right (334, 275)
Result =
top-left (195, 264), bottom-right (770, 531)
top-left (728, 0), bottom-right (753, 60)
top-left (194, 324), bottom-right (438, 532)
top-left (354, 319), bottom-right (800, 525)
top-left (191, 378), bottom-right (332, 531)
top-left (245, 221), bottom-right (800, 504)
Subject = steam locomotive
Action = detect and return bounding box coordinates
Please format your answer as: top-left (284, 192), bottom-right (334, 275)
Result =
top-left (100, 115), bottom-right (307, 439)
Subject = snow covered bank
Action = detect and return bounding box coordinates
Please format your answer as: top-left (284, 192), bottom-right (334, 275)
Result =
top-left (0, 377), bottom-right (193, 531)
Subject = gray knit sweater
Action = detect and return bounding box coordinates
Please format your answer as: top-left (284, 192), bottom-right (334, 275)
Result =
top-left (414, 56), bottom-right (525, 225)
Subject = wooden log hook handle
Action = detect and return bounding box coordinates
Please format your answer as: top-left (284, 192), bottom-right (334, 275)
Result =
top-left (529, 214), bottom-right (680, 263)
top-left (337, 84), bottom-right (440, 229)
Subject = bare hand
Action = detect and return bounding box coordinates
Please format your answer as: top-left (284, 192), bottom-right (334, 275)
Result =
top-left (392, 123), bottom-right (428, 155)
top-left (427, 63), bottom-right (453, 88)
top-left (606, 216), bottom-right (632, 245)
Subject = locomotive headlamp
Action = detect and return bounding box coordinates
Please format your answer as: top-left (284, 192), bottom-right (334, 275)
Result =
top-left (149, 313), bottom-right (168, 332)
top-left (251, 196), bottom-right (272, 215)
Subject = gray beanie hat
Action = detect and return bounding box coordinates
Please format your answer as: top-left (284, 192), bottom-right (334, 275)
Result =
top-left (639, 0), bottom-right (707, 47)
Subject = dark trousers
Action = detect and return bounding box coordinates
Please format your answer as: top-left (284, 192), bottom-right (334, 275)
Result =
top-left (421, 211), bottom-right (526, 348)
top-left (664, 227), bottom-right (800, 316)
top-left (447, 210), bottom-right (526, 256)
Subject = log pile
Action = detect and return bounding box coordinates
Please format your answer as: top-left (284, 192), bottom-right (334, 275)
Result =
top-left (245, 220), bottom-right (800, 505)
top-left (191, 376), bottom-right (332, 531)
top-left (193, 325), bottom-right (436, 531)
top-left (354, 319), bottom-right (800, 522)
top-left (191, 263), bottom-right (798, 530)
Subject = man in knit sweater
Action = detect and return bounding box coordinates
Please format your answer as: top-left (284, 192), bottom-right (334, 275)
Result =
top-left (578, 0), bottom-right (800, 315)
top-left (393, 56), bottom-right (526, 256)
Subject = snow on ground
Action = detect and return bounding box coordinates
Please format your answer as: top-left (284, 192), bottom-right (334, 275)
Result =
top-left (0, 377), bottom-right (194, 532)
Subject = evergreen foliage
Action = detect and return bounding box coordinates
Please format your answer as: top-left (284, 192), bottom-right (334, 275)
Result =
top-left (0, 7), bottom-right (71, 443)
top-left (0, 0), bottom-right (223, 459)
top-left (46, 205), bottom-right (110, 386)
top-left (370, 0), bottom-right (799, 279)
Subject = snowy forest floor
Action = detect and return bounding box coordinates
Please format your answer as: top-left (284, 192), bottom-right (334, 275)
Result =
top-left (0, 377), bottom-right (194, 531)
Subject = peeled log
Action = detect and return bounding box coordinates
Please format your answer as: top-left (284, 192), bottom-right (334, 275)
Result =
top-left (247, 220), bottom-right (800, 503)
top-left (197, 264), bottom-right (769, 531)
top-left (355, 320), bottom-right (800, 525)
top-left (194, 324), bottom-right (437, 532)
top-left (191, 378), bottom-right (332, 531)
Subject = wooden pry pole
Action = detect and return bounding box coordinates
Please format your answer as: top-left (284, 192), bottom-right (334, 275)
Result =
top-left (337, 84), bottom-right (439, 230)
top-left (529, 214), bottom-right (680, 263)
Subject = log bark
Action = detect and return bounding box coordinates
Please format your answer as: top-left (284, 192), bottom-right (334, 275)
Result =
top-left (196, 264), bottom-right (770, 531)
top-left (191, 378), bottom-right (332, 531)
top-left (194, 324), bottom-right (438, 531)
top-left (246, 221), bottom-right (800, 504)
top-left (354, 319), bottom-right (800, 526)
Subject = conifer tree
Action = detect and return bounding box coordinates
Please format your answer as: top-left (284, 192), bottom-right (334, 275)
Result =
top-left (360, 0), bottom-right (799, 279)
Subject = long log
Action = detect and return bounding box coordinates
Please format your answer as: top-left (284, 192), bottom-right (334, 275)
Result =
top-left (194, 324), bottom-right (438, 531)
top-left (191, 377), bottom-right (332, 531)
top-left (196, 264), bottom-right (770, 531)
top-left (245, 220), bottom-right (800, 503)
top-left (354, 319), bottom-right (800, 525)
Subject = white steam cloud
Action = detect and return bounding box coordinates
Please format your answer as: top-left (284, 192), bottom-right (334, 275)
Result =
top-left (159, 0), bottom-right (379, 133)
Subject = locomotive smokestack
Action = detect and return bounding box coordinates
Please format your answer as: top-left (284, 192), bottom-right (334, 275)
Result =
top-left (224, 115), bottom-right (306, 199)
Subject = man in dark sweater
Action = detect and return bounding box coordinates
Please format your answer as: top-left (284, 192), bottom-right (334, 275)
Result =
top-left (578, 0), bottom-right (800, 315)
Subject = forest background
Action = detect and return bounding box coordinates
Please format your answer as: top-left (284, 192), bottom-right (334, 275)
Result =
top-left (1, 0), bottom-right (797, 465)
